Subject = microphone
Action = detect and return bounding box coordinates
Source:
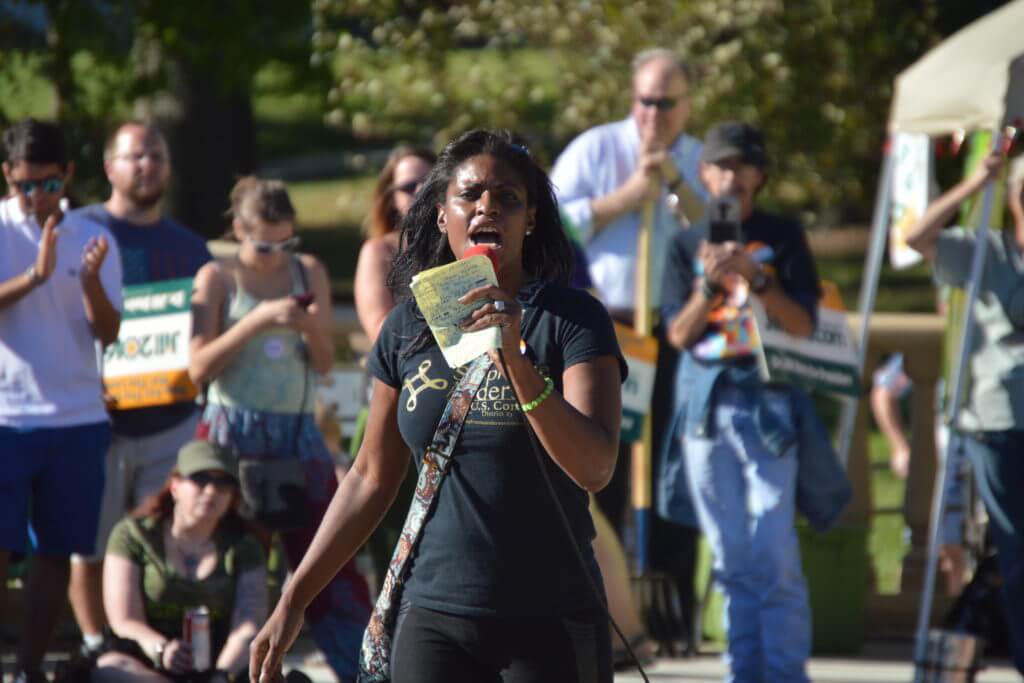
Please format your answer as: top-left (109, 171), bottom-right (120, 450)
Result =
top-left (462, 244), bottom-right (499, 275)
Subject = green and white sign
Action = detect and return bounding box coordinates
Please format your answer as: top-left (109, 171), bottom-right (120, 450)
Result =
top-left (103, 278), bottom-right (198, 409)
top-left (751, 282), bottom-right (862, 397)
top-left (615, 324), bottom-right (659, 443)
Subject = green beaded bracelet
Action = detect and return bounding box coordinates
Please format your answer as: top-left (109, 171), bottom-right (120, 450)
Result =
top-left (521, 376), bottom-right (554, 413)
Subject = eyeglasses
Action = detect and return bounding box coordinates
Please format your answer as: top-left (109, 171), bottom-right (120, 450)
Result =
top-left (636, 95), bottom-right (687, 112)
top-left (188, 471), bottom-right (237, 489)
top-left (247, 236), bottom-right (300, 254)
top-left (393, 179), bottom-right (427, 196)
top-left (15, 176), bottom-right (64, 197)
top-left (111, 151), bottom-right (166, 164)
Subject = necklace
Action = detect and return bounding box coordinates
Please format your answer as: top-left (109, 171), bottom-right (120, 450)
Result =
top-left (167, 526), bottom-right (209, 579)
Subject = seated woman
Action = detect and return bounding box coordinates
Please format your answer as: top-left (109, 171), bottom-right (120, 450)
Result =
top-left (94, 440), bottom-right (267, 683)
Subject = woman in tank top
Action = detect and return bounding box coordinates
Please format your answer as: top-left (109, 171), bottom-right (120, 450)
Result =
top-left (188, 177), bottom-right (370, 682)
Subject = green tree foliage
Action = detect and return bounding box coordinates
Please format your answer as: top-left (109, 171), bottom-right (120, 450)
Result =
top-left (0, 1), bottom-right (320, 236)
top-left (313, 0), bottom-right (940, 223)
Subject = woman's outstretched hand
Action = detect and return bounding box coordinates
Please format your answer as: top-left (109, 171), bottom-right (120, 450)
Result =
top-left (249, 601), bottom-right (305, 683)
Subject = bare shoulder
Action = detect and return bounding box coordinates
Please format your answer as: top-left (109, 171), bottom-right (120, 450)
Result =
top-left (194, 259), bottom-right (232, 300)
top-left (359, 234), bottom-right (399, 261)
top-left (297, 252), bottom-right (327, 277)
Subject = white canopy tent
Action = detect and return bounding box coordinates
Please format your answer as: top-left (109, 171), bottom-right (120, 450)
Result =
top-left (843, 2), bottom-right (1024, 678)
top-left (889, 0), bottom-right (1024, 136)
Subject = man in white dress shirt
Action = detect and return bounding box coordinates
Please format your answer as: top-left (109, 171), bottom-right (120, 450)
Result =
top-left (551, 47), bottom-right (708, 320)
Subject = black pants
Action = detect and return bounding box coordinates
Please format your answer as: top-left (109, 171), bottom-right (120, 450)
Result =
top-left (391, 603), bottom-right (613, 683)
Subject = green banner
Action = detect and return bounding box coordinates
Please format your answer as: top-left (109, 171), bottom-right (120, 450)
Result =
top-left (121, 277), bottom-right (193, 319)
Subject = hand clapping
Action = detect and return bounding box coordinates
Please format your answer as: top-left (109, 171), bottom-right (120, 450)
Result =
top-left (80, 235), bottom-right (109, 282)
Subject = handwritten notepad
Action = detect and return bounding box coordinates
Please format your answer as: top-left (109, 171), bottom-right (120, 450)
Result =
top-left (410, 255), bottom-right (501, 368)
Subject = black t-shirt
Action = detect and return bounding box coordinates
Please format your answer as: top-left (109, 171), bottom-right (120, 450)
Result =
top-left (660, 208), bottom-right (821, 351)
top-left (367, 280), bottom-right (627, 617)
top-left (70, 204), bottom-right (212, 436)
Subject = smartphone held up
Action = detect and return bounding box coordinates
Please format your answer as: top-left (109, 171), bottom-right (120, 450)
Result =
top-left (708, 196), bottom-right (741, 244)
top-left (291, 293), bottom-right (314, 310)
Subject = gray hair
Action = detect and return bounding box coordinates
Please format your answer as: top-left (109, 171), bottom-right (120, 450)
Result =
top-left (631, 48), bottom-right (692, 83)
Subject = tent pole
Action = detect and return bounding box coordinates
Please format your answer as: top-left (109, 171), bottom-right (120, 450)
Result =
top-left (837, 148), bottom-right (895, 468)
top-left (912, 134), bottom-right (1002, 681)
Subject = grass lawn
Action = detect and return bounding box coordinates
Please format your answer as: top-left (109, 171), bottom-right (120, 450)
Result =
top-left (867, 432), bottom-right (909, 594)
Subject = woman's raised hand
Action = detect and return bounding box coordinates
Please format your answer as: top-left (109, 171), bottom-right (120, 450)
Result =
top-left (249, 601), bottom-right (305, 683)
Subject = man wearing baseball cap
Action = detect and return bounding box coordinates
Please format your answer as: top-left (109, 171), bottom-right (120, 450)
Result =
top-left (657, 121), bottom-right (823, 681)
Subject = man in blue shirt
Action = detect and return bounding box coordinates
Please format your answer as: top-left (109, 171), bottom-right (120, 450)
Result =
top-left (660, 122), bottom-right (821, 682)
top-left (65, 121), bottom-right (212, 655)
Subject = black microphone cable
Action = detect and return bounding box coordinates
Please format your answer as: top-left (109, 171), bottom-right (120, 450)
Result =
top-left (496, 349), bottom-right (651, 683)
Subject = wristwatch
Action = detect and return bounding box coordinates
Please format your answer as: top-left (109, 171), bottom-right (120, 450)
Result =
top-left (24, 265), bottom-right (42, 288)
top-left (750, 267), bottom-right (772, 294)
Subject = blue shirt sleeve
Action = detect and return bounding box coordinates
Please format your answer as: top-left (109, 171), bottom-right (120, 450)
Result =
top-left (550, 131), bottom-right (602, 244)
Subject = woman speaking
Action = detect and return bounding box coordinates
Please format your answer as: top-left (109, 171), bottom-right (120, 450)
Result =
top-left (249, 129), bottom-right (626, 683)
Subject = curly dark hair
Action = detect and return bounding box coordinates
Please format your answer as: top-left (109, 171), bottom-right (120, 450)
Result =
top-left (388, 129), bottom-right (574, 300)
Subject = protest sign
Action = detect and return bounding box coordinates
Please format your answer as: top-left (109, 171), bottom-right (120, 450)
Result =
top-left (614, 323), bottom-right (658, 443)
top-left (751, 281), bottom-right (861, 396)
top-left (103, 278), bottom-right (198, 409)
top-left (890, 132), bottom-right (931, 269)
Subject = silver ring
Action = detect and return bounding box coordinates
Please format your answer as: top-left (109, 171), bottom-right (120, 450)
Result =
top-left (494, 300), bottom-right (506, 313)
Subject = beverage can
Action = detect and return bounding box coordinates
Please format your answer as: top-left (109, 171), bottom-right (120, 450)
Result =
top-left (183, 606), bottom-right (212, 671)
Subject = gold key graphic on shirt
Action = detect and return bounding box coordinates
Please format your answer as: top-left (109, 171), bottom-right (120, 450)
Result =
top-left (403, 360), bottom-right (449, 411)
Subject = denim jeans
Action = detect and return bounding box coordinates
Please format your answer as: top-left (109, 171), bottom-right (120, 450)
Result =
top-left (683, 386), bottom-right (811, 683)
top-left (962, 430), bottom-right (1024, 675)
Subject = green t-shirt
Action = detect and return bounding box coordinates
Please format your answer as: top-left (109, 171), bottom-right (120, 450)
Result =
top-left (106, 516), bottom-right (266, 650)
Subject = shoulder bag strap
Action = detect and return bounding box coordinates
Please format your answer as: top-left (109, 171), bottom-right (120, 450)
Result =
top-left (288, 254), bottom-right (309, 296)
top-left (358, 352), bottom-right (492, 682)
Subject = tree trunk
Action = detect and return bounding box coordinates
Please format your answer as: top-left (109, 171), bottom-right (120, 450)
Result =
top-left (133, 41), bottom-right (255, 240)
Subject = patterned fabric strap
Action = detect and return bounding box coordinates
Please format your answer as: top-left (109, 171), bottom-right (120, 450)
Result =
top-left (357, 353), bottom-right (493, 683)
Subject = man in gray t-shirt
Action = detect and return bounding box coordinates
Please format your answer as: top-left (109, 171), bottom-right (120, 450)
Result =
top-left (907, 151), bottom-right (1024, 675)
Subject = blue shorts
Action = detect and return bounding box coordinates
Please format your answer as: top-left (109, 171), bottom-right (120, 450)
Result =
top-left (0, 422), bottom-right (110, 556)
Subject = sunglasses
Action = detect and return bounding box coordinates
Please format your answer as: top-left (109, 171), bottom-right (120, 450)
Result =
top-left (393, 179), bottom-right (427, 196)
top-left (16, 176), bottom-right (64, 197)
top-left (247, 236), bottom-right (300, 254)
top-left (188, 471), bottom-right (237, 489)
top-left (636, 95), bottom-right (685, 112)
